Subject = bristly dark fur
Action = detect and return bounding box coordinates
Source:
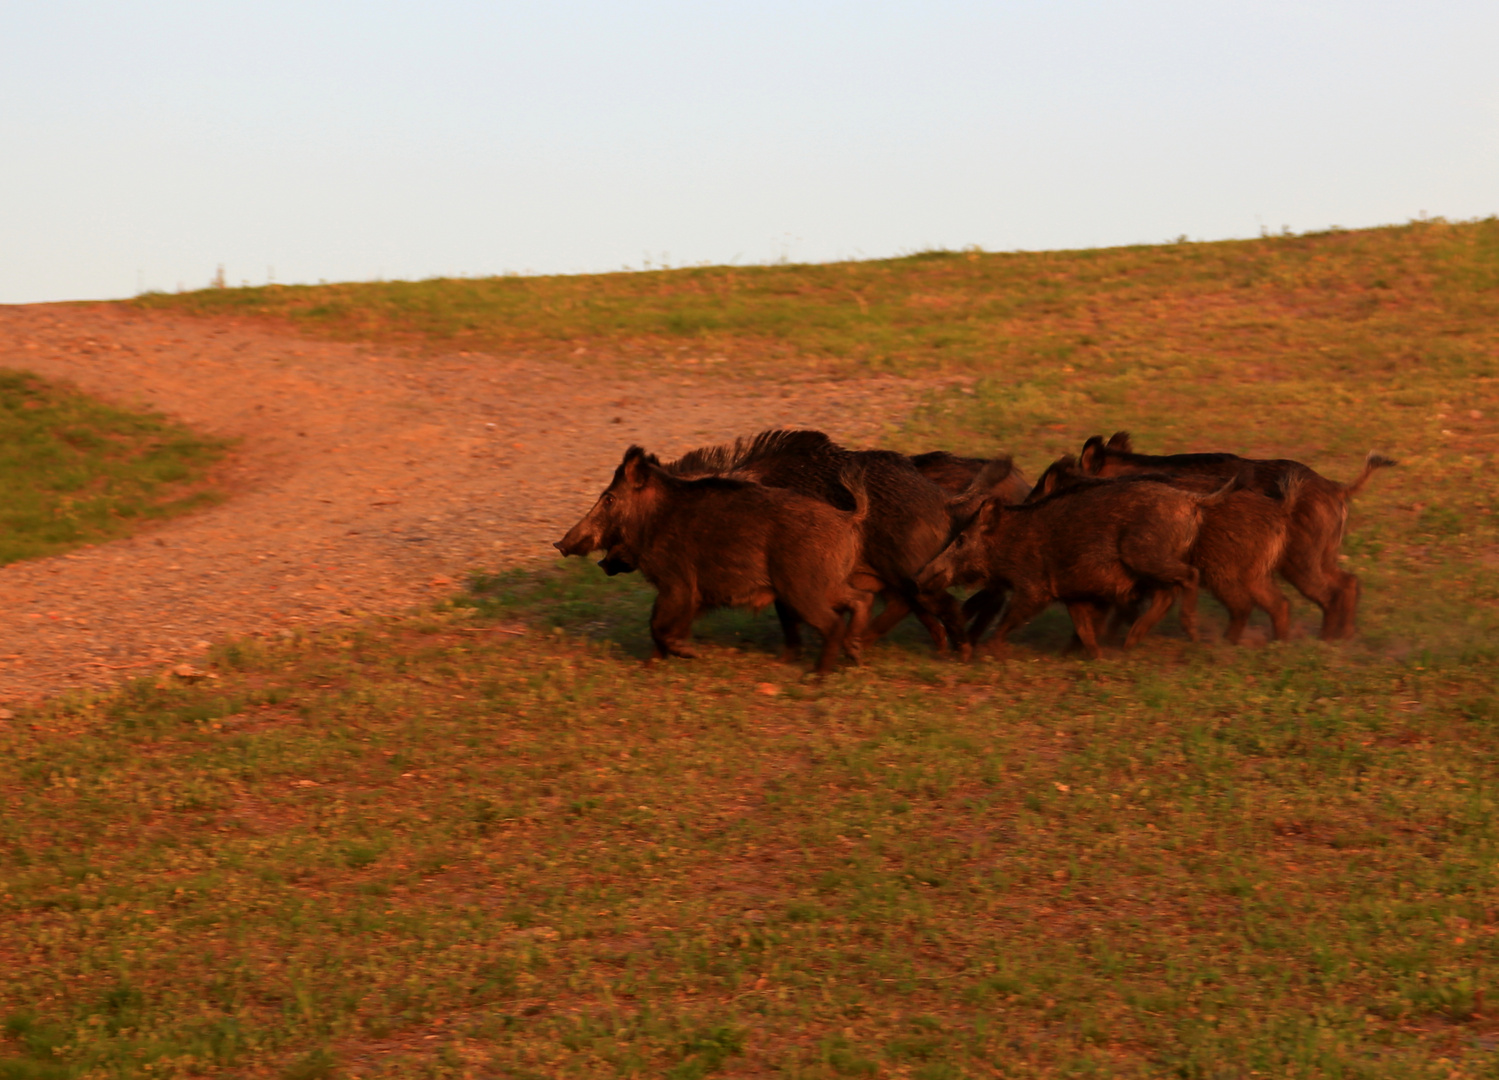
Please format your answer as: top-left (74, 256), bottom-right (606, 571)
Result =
top-left (667, 429), bottom-right (839, 480)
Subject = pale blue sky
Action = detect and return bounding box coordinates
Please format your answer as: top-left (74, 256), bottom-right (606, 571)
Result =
top-left (3, 1), bottom-right (1496, 303)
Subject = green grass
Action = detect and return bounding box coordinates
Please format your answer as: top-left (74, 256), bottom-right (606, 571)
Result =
top-left (0, 370), bottom-right (228, 565)
top-left (5, 220), bottom-right (1495, 1076)
top-left (2, 552), bottom-right (1496, 1078)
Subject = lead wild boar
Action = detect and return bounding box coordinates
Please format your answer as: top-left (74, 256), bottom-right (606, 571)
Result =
top-left (920, 478), bottom-right (1232, 658)
top-left (1078, 432), bottom-right (1395, 639)
top-left (554, 445), bottom-right (876, 673)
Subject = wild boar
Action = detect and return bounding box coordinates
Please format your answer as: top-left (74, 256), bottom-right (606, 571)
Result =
top-left (663, 430), bottom-right (971, 652)
top-left (920, 477), bottom-right (1233, 659)
top-left (554, 446), bottom-right (875, 673)
top-left (1078, 432), bottom-right (1395, 639)
top-left (1026, 455), bottom-right (1302, 644)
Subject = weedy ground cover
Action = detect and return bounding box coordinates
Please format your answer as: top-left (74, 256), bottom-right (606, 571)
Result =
top-left (0, 557), bottom-right (1496, 1079)
top-left (0, 370), bottom-right (227, 565)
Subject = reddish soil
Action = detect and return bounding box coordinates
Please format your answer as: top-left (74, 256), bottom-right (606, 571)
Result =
top-left (0, 304), bottom-right (933, 704)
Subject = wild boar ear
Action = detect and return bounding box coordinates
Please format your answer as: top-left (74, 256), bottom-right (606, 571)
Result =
top-left (1106, 431), bottom-right (1133, 452)
top-left (1079, 437), bottom-right (1105, 474)
top-left (978, 497), bottom-right (1005, 531)
top-left (621, 445), bottom-right (654, 489)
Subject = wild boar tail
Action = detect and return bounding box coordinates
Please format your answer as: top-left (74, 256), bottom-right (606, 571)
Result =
top-left (1277, 471), bottom-right (1306, 513)
top-left (838, 464), bottom-right (870, 528)
top-left (1342, 451), bottom-right (1398, 499)
top-left (946, 456), bottom-right (1015, 526)
top-left (970, 455), bottom-right (1016, 493)
top-left (1196, 470), bottom-right (1244, 506)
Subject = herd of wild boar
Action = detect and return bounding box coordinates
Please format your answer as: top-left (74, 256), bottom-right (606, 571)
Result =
top-left (555, 430), bottom-right (1396, 673)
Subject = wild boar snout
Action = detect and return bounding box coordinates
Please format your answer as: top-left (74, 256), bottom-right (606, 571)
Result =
top-left (554, 518), bottom-right (601, 557)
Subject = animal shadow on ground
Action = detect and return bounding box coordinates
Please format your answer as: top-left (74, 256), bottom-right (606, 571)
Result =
top-left (465, 560), bottom-right (913, 664)
top-left (463, 560), bottom-right (1244, 668)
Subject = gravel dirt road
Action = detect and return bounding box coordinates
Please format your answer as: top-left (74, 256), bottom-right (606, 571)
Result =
top-left (0, 304), bottom-right (933, 703)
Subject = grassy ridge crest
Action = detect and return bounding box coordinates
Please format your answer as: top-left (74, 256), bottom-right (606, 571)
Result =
top-left (132, 219), bottom-right (1499, 376)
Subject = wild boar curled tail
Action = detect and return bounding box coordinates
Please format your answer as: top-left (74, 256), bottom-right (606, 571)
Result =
top-left (1195, 471), bottom-right (1245, 506)
top-left (946, 456), bottom-right (1018, 528)
top-left (837, 464), bottom-right (871, 529)
top-left (1277, 471), bottom-right (1306, 512)
top-left (1342, 451), bottom-right (1398, 500)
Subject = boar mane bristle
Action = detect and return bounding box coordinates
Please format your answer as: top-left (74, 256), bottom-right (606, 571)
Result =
top-left (666, 428), bottom-right (838, 478)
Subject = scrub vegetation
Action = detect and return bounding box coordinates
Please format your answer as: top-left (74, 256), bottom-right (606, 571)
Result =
top-left (2, 219), bottom-right (1495, 1077)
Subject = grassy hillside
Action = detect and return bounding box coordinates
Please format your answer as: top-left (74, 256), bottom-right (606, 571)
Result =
top-left (2, 221), bottom-right (1492, 1077)
top-left (0, 371), bottom-right (227, 566)
top-left (132, 219), bottom-right (1499, 379)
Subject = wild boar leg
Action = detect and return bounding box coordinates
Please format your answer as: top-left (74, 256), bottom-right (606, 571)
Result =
top-left (963, 588), bottom-right (1007, 648)
top-left (1205, 579), bottom-right (1253, 645)
top-left (797, 598), bottom-right (850, 675)
top-left (1329, 574), bottom-right (1360, 640)
top-left (865, 586), bottom-right (952, 653)
top-left (774, 600), bottom-right (804, 662)
top-left (1254, 580), bottom-right (1292, 641)
top-left (926, 589), bottom-right (971, 659)
top-left (1212, 572), bottom-right (1278, 644)
top-left (1280, 499), bottom-right (1362, 640)
top-left (912, 609), bottom-right (950, 652)
top-left (1105, 596), bottom-right (1143, 644)
top-left (1278, 528), bottom-right (1362, 640)
top-left (1065, 601), bottom-right (1108, 660)
top-left (842, 590), bottom-right (875, 662)
top-left (976, 590), bottom-right (1050, 658)
top-left (1122, 567), bottom-right (1198, 648)
top-left (1278, 559), bottom-right (1340, 640)
top-left (863, 591), bottom-right (910, 641)
top-left (1176, 584), bottom-right (1200, 643)
top-left (648, 589), bottom-right (700, 660)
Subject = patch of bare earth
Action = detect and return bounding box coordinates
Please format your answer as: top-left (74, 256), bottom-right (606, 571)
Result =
top-left (0, 303), bottom-right (933, 703)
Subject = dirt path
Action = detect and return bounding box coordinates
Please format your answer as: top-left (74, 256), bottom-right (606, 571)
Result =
top-left (0, 304), bottom-right (934, 703)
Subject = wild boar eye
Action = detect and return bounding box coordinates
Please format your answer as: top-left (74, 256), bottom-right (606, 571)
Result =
top-left (602, 492), bottom-right (614, 506)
